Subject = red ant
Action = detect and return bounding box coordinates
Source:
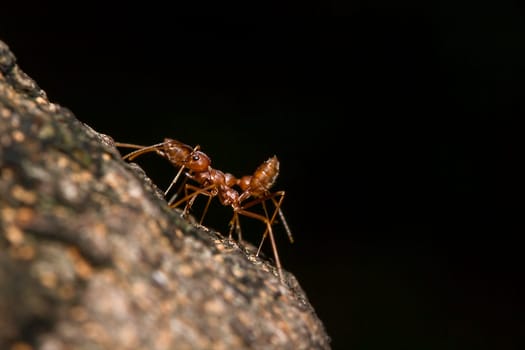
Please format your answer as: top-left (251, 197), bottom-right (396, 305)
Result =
top-left (115, 139), bottom-right (293, 282)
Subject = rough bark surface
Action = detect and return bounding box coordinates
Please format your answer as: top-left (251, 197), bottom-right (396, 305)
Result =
top-left (0, 40), bottom-right (331, 350)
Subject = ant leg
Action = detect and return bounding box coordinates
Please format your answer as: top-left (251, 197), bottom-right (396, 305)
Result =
top-left (182, 184), bottom-right (205, 218)
top-left (227, 212), bottom-right (243, 242)
top-left (170, 183), bottom-right (217, 223)
top-left (199, 195), bottom-right (214, 225)
top-left (170, 183), bottom-right (215, 208)
top-left (256, 200), bottom-right (271, 256)
top-left (272, 197), bottom-right (294, 243)
top-left (235, 208), bottom-right (284, 283)
top-left (181, 184), bottom-right (198, 217)
top-left (167, 174), bottom-right (189, 206)
top-left (165, 165), bottom-right (186, 201)
top-left (240, 191), bottom-right (293, 256)
top-left (277, 210), bottom-right (293, 243)
top-left (228, 213), bottom-right (236, 240)
top-left (257, 197), bottom-right (294, 256)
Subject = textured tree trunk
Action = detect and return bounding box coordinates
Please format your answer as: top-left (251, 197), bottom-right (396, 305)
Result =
top-left (0, 39), bottom-right (331, 350)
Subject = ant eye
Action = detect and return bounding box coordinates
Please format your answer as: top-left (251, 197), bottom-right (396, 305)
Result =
top-left (192, 155), bottom-right (200, 161)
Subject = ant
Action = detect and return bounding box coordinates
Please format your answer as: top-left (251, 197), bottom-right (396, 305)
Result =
top-left (115, 138), bottom-right (294, 282)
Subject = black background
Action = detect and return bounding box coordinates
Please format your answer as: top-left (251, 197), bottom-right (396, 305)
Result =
top-left (1, 2), bottom-right (523, 349)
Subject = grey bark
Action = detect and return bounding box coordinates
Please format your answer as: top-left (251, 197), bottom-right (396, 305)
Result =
top-left (0, 40), bottom-right (331, 350)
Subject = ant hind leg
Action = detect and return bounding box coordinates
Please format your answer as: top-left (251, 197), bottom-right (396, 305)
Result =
top-left (234, 208), bottom-right (284, 283)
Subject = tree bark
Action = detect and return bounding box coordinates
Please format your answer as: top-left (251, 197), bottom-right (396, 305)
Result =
top-left (0, 39), bottom-right (331, 350)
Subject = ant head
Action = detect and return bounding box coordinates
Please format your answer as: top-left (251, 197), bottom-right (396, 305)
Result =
top-left (186, 150), bottom-right (211, 172)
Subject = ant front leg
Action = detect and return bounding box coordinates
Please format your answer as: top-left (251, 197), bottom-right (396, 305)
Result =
top-left (165, 165), bottom-right (188, 203)
top-left (170, 183), bottom-right (217, 225)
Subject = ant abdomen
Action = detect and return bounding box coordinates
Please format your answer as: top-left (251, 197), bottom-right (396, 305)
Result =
top-left (243, 156), bottom-right (280, 197)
